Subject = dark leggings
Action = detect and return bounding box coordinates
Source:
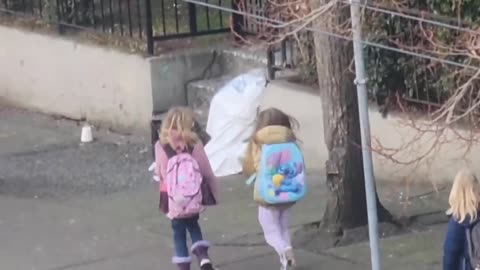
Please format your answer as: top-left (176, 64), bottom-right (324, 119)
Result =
top-left (171, 215), bottom-right (203, 258)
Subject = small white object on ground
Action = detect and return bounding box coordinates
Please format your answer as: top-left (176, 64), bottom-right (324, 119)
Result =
top-left (80, 124), bottom-right (93, 143)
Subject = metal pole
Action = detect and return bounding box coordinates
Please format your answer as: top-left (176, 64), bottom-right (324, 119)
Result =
top-left (56, 0), bottom-right (65, 34)
top-left (188, 2), bottom-right (198, 34)
top-left (231, 0), bottom-right (244, 39)
top-left (145, 0), bottom-right (154, 55)
top-left (349, 1), bottom-right (381, 270)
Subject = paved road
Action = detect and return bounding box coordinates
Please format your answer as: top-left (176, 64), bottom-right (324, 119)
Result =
top-left (0, 107), bottom-right (448, 270)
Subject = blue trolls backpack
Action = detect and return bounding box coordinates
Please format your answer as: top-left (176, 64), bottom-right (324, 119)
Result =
top-left (246, 142), bottom-right (306, 205)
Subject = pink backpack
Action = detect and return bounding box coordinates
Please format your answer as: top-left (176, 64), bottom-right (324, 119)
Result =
top-left (165, 146), bottom-right (204, 219)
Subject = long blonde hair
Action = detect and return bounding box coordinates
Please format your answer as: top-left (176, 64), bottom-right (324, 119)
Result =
top-left (159, 107), bottom-right (200, 149)
top-left (447, 169), bottom-right (480, 223)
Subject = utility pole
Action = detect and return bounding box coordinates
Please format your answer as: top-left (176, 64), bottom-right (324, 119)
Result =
top-left (349, 0), bottom-right (381, 270)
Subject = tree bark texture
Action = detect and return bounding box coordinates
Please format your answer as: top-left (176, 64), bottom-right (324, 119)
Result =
top-left (312, 1), bottom-right (391, 231)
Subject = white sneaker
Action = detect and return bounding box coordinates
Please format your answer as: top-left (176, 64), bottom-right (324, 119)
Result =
top-left (279, 253), bottom-right (288, 270)
top-left (200, 259), bottom-right (218, 270)
top-left (285, 248), bottom-right (296, 268)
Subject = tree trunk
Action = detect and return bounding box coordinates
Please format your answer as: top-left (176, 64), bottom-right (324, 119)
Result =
top-left (312, 1), bottom-right (391, 232)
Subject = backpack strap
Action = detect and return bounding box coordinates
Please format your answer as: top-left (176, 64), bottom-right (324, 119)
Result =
top-left (246, 173), bottom-right (257, 186)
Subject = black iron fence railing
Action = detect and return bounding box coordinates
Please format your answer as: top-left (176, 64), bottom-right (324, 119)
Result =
top-left (0, 0), bottom-right (256, 54)
top-left (145, 0), bottom-right (237, 54)
top-left (1, 0), bottom-right (147, 39)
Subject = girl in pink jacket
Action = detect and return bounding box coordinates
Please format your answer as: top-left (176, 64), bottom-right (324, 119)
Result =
top-left (155, 107), bottom-right (218, 270)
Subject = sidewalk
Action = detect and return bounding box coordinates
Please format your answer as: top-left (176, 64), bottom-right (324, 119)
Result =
top-left (0, 107), bottom-right (447, 270)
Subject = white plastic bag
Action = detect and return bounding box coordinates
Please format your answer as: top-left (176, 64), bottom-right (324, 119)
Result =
top-left (205, 69), bottom-right (267, 177)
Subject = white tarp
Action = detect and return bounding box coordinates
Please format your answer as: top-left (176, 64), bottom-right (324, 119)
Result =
top-left (205, 69), bottom-right (267, 177)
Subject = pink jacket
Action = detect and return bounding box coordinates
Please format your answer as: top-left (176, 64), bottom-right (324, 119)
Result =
top-left (154, 139), bottom-right (218, 202)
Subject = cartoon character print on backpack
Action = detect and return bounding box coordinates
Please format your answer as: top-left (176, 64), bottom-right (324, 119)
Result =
top-left (255, 143), bottom-right (306, 204)
top-left (269, 150), bottom-right (303, 195)
top-left (166, 152), bottom-right (204, 219)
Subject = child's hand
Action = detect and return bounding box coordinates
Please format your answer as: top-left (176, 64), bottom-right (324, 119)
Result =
top-left (148, 162), bottom-right (160, 182)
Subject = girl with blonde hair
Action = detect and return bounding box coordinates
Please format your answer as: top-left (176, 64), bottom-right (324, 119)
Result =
top-left (444, 169), bottom-right (480, 270)
top-left (155, 107), bottom-right (218, 270)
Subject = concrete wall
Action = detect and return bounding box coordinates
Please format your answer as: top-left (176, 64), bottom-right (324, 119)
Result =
top-left (0, 26), bottom-right (153, 133)
top-left (261, 80), bottom-right (480, 184)
top-left (0, 26), bottom-right (225, 134)
top-left (149, 50), bottom-right (224, 113)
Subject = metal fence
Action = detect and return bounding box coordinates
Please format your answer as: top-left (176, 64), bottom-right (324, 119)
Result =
top-left (0, 0), bottom-right (148, 39)
top-left (145, 0), bottom-right (238, 53)
top-left (0, 0), bottom-right (257, 54)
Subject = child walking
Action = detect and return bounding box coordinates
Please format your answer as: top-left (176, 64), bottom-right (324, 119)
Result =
top-left (155, 107), bottom-right (218, 270)
top-left (243, 108), bottom-right (306, 270)
top-left (443, 169), bottom-right (480, 270)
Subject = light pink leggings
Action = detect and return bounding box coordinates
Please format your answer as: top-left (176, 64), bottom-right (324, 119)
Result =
top-left (258, 206), bottom-right (292, 255)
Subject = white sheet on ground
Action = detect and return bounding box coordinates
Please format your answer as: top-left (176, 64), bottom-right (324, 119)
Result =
top-left (205, 69), bottom-right (267, 177)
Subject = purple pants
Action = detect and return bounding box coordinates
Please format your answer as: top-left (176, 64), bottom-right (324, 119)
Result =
top-left (258, 206), bottom-right (292, 255)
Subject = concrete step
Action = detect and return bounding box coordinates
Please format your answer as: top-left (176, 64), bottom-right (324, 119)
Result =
top-left (220, 45), bottom-right (298, 80)
top-left (186, 46), bottom-right (298, 129)
top-left (221, 47), bottom-right (267, 75)
top-left (187, 75), bottom-right (236, 128)
top-left (185, 47), bottom-right (266, 128)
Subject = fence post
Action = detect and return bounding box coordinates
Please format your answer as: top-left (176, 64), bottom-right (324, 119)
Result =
top-left (188, 3), bottom-right (197, 34)
top-left (266, 45), bottom-right (275, 80)
top-left (280, 38), bottom-right (287, 64)
top-left (231, 0), bottom-right (243, 37)
top-left (145, 0), bottom-right (154, 55)
top-left (55, 0), bottom-right (65, 34)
